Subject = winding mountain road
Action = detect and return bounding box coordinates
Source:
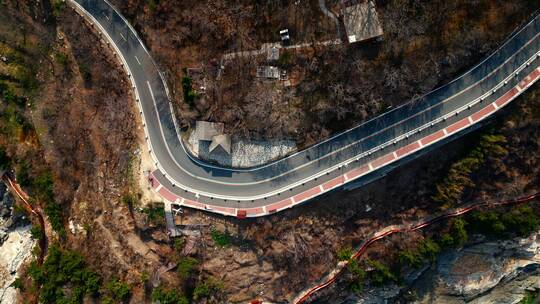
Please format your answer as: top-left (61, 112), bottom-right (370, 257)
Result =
top-left (69, 0), bottom-right (540, 218)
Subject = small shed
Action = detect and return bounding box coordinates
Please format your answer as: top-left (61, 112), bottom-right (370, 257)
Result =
top-left (257, 66), bottom-right (280, 79)
top-left (209, 134), bottom-right (231, 155)
top-left (267, 46), bottom-right (280, 61)
top-left (342, 1), bottom-right (383, 43)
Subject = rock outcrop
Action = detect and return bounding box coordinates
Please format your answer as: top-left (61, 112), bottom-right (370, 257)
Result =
top-left (0, 183), bottom-right (35, 304)
top-left (414, 232), bottom-right (540, 303)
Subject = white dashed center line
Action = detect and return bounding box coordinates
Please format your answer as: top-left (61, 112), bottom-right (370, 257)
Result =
top-left (120, 33), bottom-right (127, 41)
top-left (103, 13), bottom-right (110, 21)
top-left (134, 56), bottom-right (141, 65)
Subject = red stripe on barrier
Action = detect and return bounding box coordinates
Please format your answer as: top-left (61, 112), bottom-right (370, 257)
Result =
top-left (420, 130), bottom-right (445, 146)
top-left (183, 199), bottom-right (206, 209)
top-left (371, 153), bottom-right (396, 169)
top-left (471, 104), bottom-right (496, 122)
top-left (445, 117), bottom-right (470, 134)
top-left (267, 198), bottom-right (293, 213)
top-left (495, 88), bottom-right (518, 108)
top-left (396, 142), bottom-right (421, 158)
top-left (245, 207), bottom-right (264, 215)
top-left (322, 176), bottom-right (344, 191)
top-left (519, 68), bottom-right (540, 89)
top-left (148, 171), bottom-right (161, 189)
top-left (158, 187), bottom-right (177, 202)
top-left (345, 165), bottom-right (370, 180)
top-left (293, 187), bottom-right (322, 203)
top-left (212, 206), bottom-right (236, 215)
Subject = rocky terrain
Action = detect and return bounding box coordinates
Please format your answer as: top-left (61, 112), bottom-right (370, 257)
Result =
top-left (0, 184), bottom-right (35, 304)
top-left (415, 232), bottom-right (540, 303)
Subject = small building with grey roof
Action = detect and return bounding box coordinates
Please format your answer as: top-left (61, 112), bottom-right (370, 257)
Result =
top-left (342, 1), bottom-right (383, 44)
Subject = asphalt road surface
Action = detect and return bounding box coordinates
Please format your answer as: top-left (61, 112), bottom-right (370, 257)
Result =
top-left (71, 0), bottom-right (540, 217)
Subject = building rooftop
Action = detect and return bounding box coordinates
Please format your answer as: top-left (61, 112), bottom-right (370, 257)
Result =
top-left (195, 121), bottom-right (224, 141)
top-left (342, 1), bottom-right (383, 43)
top-left (209, 134), bottom-right (231, 155)
top-left (257, 66), bottom-right (280, 79)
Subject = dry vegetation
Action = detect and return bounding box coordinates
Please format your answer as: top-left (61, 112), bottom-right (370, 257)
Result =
top-left (1, 0), bottom-right (540, 303)
top-left (113, 0), bottom-right (538, 147)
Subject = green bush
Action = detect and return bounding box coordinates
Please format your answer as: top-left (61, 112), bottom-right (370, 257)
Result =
top-left (143, 205), bottom-right (165, 225)
top-left (151, 286), bottom-right (188, 304)
top-left (16, 161), bottom-right (30, 187)
top-left (104, 279), bottom-right (131, 303)
top-left (30, 226), bottom-right (44, 240)
top-left (468, 206), bottom-right (539, 239)
top-left (181, 76), bottom-right (197, 106)
top-left (122, 194), bottom-right (138, 206)
top-left (193, 278), bottom-right (224, 301)
top-left (347, 259), bottom-right (366, 294)
top-left (337, 245), bottom-right (354, 261)
top-left (367, 259), bottom-right (397, 286)
top-left (28, 245), bottom-right (100, 303)
top-left (449, 218), bottom-right (468, 247)
top-left (211, 229), bottom-right (231, 247)
top-left (177, 257), bottom-right (198, 279)
top-left (10, 277), bottom-right (24, 291)
top-left (398, 237), bottom-right (440, 269)
top-left (432, 134), bottom-right (507, 209)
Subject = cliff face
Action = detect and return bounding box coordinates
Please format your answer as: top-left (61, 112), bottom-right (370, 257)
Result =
top-left (413, 232), bottom-right (540, 303)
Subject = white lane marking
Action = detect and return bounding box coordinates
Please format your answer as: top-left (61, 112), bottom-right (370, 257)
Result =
top-left (468, 117), bottom-right (474, 124)
top-left (134, 55), bottom-right (141, 65)
top-left (392, 151), bottom-right (398, 158)
top-left (417, 140), bottom-right (424, 148)
top-left (319, 185), bottom-right (324, 192)
top-left (493, 102), bottom-right (500, 109)
top-left (120, 33), bottom-right (127, 41)
top-left (443, 129), bottom-right (448, 135)
top-left (155, 184), bottom-right (163, 191)
top-left (103, 13), bottom-right (110, 21)
top-left (368, 163), bottom-right (374, 170)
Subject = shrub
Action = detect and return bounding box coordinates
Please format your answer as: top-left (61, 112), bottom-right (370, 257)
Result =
top-left (449, 218), bottom-right (468, 247)
top-left (181, 76), bottom-right (197, 106)
top-left (30, 226), bottom-right (44, 240)
top-left (211, 229), bottom-right (231, 247)
top-left (10, 277), bottom-right (24, 291)
top-left (105, 279), bottom-right (131, 303)
top-left (28, 245), bottom-right (100, 303)
top-left (193, 278), bottom-right (224, 301)
top-left (122, 194), bottom-right (138, 206)
top-left (143, 205), bottom-right (165, 225)
top-left (367, 259), bottom-right (397, 286)
top-left (177, 257), bottom-right (198, 279)
top-left (337, 245), bottom-right (354, 261)
top-left (16, 161), bottom-right (30, 187)
top-left (347, 259), bottom-right (366, 294)
top-left (399, 237), bottom-right (440, 269)
top-left (432, 133), bottom-right (507, 209)
top-left (151, 286), bottom-right (188, 304)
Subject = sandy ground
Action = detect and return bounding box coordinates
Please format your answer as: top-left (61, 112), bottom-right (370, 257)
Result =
top-left (133, 104), bottom-right (163, 206)
top-left (0, 225), bottom-right (35, 304)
